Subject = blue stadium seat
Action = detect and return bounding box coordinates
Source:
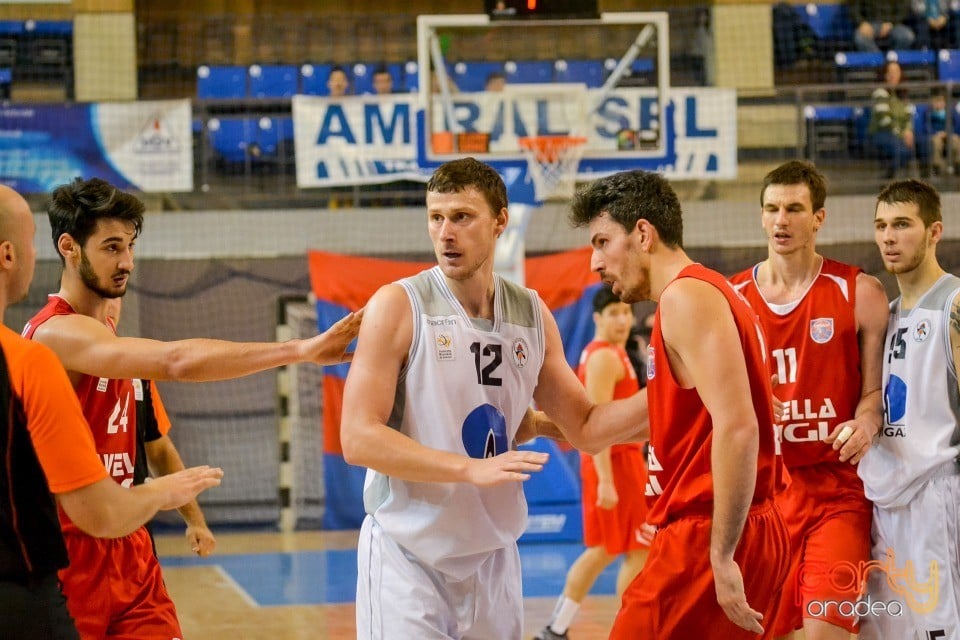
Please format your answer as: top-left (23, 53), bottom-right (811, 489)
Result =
top-left (805, 105), bottom-right (863, 160)
top-left (252, 116), bottom-right (294, 160)
top-left (207, 117), bottom-right (255, 163)
top-left (403, 60), bottom-right (419, 92)
top-left (0, 67), bottom-right (11, 99)
top-left (197, 65), bottom-right (247, 98)
top-left (913, 103), bottom-right (929, 138)
top-left (553, 59), bottom-right (606, 87)
top-left (938, 49), bottom-right (960, 81)
top-left (504, 60), bottom-right (553, 84)
top-left (24, 20), bottom-right (73, 36)
top-left (249, 64), bottom-right (298, 98)
top-left (835, 50), bottom-right (885, 83)
top-left (450, 61), bottom-right (504, 92)
top-left (354, 62), bottom-right (404, 94)
top-left (797, 3), bottom-right (853, 41)
top-left (300, 63), bottom-right (335, 96)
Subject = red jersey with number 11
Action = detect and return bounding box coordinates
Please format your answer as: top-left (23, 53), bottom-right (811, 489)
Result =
top-left (23, 296), bottom-right (139, 535)
top-left (645, 264), bottom-right (780, 526)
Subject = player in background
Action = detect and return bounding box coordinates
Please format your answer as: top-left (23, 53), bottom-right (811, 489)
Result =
top-left (536, 285), bottom-right (649, 640)
top-left (859, 179), bottom-right (960, 640)
top-left (0, 183), bottom-right (222, 640)
top-left (104, 297), bottom-right (216, 558)
top-left (729, 160), bottom-right (887, 640)
top-left (24, 177), bottom-right (361, 640)
top-left (568, 169), bottom-right (789, 639)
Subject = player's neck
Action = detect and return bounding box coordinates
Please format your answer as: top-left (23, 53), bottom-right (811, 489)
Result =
top-left (650, 248), bottom-right (694, 302)
top-left (759, 252), bottom-right (822, 302)
top-left (444, 270), bottom-right (496, 320)
top-left (896, 259), bottom-right (948, 310)
top-left (57, 279), bottom-right (108, 322)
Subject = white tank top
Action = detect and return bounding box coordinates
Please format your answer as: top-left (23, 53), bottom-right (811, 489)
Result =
top-left (363, 266), bottom-right (545, 579)
top-left (859, 274), bottom-right (960, 508)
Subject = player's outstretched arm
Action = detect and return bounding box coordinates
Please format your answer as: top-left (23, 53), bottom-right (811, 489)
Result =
top-left (828, 273), bottom-right (888, 463)
top-left (340, 284), bottom-right (547, 485)
top-left (29, 308), bottom-right (362, 382)
top-left (57, 466), bottom-right (223, 539)
top-left (533, 300), bottom-right (649, 453)
top-left (660, 279), bottom-right (763, 634)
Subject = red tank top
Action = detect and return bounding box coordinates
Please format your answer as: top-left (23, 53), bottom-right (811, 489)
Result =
top-left (24, 296), bottom-right (140, 534)
top-left (645, 264), bottom-right (781, 526)
top-left (577, 340), bottom-right (642, 454)
top-left (731, 259), bottom-right (863, 480)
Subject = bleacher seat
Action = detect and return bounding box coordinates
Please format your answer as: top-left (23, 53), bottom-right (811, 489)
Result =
top-left (451, 61), bottom-right (504, 92)
top-left (253, 116), bottom-right (294, 161)
top-left (403, 60), bottom-right (419, 92)
top-left (938, 49), bottom-right (960, 81)
top-left (504, 60), bottom-right (553, 84)
top-left (354, 62), bottom-right (403, 94)
top-left (835, 51), bottom-right (885, 83)
top-left (888, 50), bottom-right (937, 82)
top-left (798, 3), bottom-right (853, 41)
top-left (0, 67), bottom-right (11, 100)
top-left (805, 105), bottom-right (868, 160)
top-left (197, 65), bottom-right (247, 98)
top-left (300, 63), bottom-right (335, 96)
top-left (553, 59), bottom-right (606, 87)
top-left (207, 117), bottom-right (255, 163)
top-left (249, 64), bottom-right (298, 98)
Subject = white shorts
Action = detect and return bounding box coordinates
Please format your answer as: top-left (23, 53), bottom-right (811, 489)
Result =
top-left (355, 515), bottom-right (523, 640)
top-left (860, 470), bottom-right (960, 640)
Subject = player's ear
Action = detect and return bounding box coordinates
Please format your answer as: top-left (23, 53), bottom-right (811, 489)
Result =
top-left (0, 239), bottom-right (14, 269)
top-left (57, 233), bottom-right (79, 262)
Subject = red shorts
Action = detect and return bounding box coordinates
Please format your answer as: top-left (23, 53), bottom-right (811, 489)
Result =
top-left (771, 463), bottom-right (873, 636)
top-left (60, 526), bottom-right (182, 640)
top-left (610, 501), bottom-right (790, 640)
top-left (581, 445), bottom-right (649, 554)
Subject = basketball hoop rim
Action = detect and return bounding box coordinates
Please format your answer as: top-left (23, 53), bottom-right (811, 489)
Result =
top-left (518, 135), bottom-right (588, 163)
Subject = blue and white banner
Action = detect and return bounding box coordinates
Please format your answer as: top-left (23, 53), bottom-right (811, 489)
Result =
top-left (0, 99), bottom-right (193, 193)
top-left (293, 88), bottom-right (736, 188)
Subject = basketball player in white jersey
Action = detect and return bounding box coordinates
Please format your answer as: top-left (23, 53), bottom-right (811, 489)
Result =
top-left (860, 179), bottom-right (960, 640)
top-left (341, 158), bottom-right (650, 639)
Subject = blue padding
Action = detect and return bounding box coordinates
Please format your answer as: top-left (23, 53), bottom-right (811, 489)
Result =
top-left (300, 63), bottom-right (335, 96)
top-left (835, 51), bottom-right (885, 67)
top-left (322, 452), bottom-right (367, 530)
top-left (520, 502), bottom-right (583, 543)
top-left (197, 64), bottom-right (248, 98)
top-left (520, 438), bottom-right (581, 504)
top-left (554, 59), bottom-right (606, 87)
top-left (506, 60), bottom-right (553, 84)
top-left (249, 64), bottom-right (298, 98)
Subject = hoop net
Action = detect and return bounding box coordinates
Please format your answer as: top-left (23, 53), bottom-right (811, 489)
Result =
top-left (518, 135), bottom-right (587, 201)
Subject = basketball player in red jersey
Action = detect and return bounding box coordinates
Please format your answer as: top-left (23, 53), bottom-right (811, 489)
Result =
top-left (730, 161), bottom-right (887, 640)
top-left (23, 177), bottom-right (361, 640)
top-left (568, 169), bottom-right (790, 639)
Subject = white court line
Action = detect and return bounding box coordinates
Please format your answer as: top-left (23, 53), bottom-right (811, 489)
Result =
top-left (212, 564), bottom-right (260, 609)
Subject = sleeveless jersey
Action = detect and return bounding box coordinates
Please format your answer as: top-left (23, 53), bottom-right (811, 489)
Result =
top-left (645, 264), bottom-right (780, 526)
top-left (577, 339), bottom-right (642, 454)
top-left (363, 267), bottom-right (545, 580)
top-left (24, 296), bottom-right (141, 535)
top-left (859, 273), bottom-right (960, 509)
top-left (731, 258), bottom-right (864, 477)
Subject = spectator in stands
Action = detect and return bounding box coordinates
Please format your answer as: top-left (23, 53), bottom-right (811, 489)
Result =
top-left (908, 0), bottom-right (960, 50)
top-left (372, 64), bottom-right (395, 95)
top-left (924, 86), bottom-right (960, 175)
top-left (869, 60), bottom-right (924, 178)
top-left (485, 70), bottom-right (507, 92)
top-left (327, 65), bottom-right (351, 97)
top-left (848, 0), bottom-right (916, 51)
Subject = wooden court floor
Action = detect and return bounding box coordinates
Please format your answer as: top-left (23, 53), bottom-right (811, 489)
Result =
top-left (156, 530), bottom-right (621, 640)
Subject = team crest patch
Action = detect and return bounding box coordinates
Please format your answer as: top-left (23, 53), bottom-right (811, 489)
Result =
top-left (809, 318), bottom-right (834, 344)
top-left (435, 333), bottom-right (455, 361)
top-left (646, 345), bottom-right (655, 379)
top-left (913, 320), bottom-right (931, 342)
top-left (512, 338), bottom-right (529, 368)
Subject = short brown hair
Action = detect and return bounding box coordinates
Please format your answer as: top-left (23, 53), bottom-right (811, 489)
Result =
top-left (761, 161), bottom-right (827, 212)
top-left (426, 158), bottom-right (507, 216)
top-left (876, 179), bottom-right (942, 227)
